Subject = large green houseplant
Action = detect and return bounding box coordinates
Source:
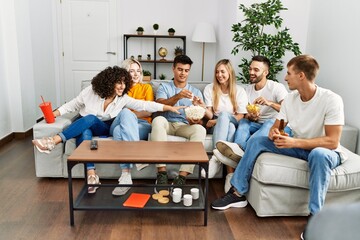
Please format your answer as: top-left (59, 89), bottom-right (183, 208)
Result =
top-left (231, 0), bottom-right (301, 83)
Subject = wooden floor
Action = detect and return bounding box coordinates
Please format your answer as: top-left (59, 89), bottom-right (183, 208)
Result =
top-left (0, 135), bottom-right (306, 240)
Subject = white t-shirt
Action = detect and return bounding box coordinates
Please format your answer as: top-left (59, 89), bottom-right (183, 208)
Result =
top-left (277, 86), bottom-right (346, 160)
top-left (203, 83), bottom-right (248, 116)
top-left (246, 80), bottom-right (288, 123)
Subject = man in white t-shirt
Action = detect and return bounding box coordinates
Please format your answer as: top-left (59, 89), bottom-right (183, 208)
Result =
top-left (211, 55), bottom-right (345, 240)
top-left (213, 56), bottom-right (289, 192)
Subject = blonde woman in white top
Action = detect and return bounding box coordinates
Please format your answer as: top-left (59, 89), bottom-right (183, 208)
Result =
top-left (202, 59), bottom-right (248, 183)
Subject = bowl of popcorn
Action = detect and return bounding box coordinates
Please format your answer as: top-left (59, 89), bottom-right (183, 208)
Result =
top-left (184, 105), bottom-right (206, 120)
top-left (246, 104), bottom-right (260, 115)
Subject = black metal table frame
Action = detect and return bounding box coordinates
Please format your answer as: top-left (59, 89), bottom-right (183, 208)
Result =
top-left (67, 160), bottom-right (209, 226)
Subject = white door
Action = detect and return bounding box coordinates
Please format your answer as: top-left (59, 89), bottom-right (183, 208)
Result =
top-left (61, 0), bottom-right (117, 101)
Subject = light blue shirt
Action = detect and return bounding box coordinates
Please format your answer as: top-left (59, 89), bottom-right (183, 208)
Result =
top-left (156, 81), bottom-right (204, 123)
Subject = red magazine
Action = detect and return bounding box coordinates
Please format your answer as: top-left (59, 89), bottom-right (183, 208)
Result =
top-left (123, 193), bottom-right (151, 208)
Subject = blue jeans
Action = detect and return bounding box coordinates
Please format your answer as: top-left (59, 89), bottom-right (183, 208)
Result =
top-left (235, 119), bottom-right (292, 150)
top-left (59, 115), bottom-right (112, 170)
top-left (212, 112), bottom-right (238, 149)
top-left (138, 119), bottom-right (152, 141)
top-left (230, 135), bottom-right (341, 214)
top-left (109, 108), bottom-right (140, 170)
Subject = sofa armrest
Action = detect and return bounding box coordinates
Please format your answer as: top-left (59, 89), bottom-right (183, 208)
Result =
top-left (33, 112), bottom-right (79, 178)
top-left (340, 125), bottom-right (359, 153)
top-left (33, 112), bottom-right (79, 138)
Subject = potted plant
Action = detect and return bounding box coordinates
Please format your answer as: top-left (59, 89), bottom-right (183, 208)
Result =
top-left (147, 54), bottom-right (151, 60)
top-left (136, 27), bottom-right (144, 35)
top-left (231, 0), bottom-right (301, 83)
top-left (168, 28), bottom-right (175, 36)
top-left (143, 70), bottom-right (151, 81)
top-left (137, 55), bottom-right (142, 61)
top-left (159, 73), bottom-right (166, 80)
top-left (153, 23), bottom-right (159, 34)
top-left (174, 46), bottom-right (183, 56)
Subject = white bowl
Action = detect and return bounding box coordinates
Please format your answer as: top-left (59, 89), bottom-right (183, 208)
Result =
top-left (184, 105), bottom-right (206, 120)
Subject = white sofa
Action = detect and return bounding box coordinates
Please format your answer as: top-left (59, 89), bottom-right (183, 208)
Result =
top-left (33, 80), bottom-right (360, 216)
top-left (33, 80), bottom-right (218, 179)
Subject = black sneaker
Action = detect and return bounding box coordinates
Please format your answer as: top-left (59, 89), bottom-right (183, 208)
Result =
top-left (154, 171), bottom-right (168, 193)
top-left (211, 187), bottom-right (248, 210)
top-left (172, 175), bottom-right (186, 186)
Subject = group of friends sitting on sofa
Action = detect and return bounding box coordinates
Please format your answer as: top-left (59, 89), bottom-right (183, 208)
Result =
top-left (32, 54), bottom-right (345, 240)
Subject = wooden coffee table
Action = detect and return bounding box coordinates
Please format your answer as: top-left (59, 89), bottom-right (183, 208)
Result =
top-left (67, 141), bottom-right (209, 226)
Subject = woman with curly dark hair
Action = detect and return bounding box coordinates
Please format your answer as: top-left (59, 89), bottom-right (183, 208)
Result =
top-left (32, 66), bottom-right (184, 194)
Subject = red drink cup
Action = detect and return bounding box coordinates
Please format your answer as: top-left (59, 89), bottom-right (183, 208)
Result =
top-left (39, 102), bottom-right (55, 123)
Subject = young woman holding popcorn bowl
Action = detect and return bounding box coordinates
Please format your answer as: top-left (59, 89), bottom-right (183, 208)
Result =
top-left (201, 59), bottom-right (248, 192)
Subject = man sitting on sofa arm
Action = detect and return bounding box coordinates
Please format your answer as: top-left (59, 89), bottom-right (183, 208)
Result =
top-left (210, 55), bottom-right (345, 240)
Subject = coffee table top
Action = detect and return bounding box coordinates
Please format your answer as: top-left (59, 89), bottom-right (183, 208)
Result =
top-left (68, 141), bottom-right (209, 164)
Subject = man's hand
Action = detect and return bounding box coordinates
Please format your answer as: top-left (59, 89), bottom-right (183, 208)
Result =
top-left (206, 119), bottom-right (216, 128)
top-left (187, 117), bottom-right (203, 125)
top-left (192, 96), bottom-right (205, 107)
top-left (273, 134), bottom-right (294, 149)
top-left (177, 89), bottom-right (193, 100)
top-left (254, 96), bottom-right (270, 106)
top-left (247, 111), bottom-right (260, 122)
top-left (269, 127), bottom-right (289, 140)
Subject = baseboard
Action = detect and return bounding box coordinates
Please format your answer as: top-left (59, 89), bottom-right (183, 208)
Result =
top-left (0, 129), bottom-right (33, 148)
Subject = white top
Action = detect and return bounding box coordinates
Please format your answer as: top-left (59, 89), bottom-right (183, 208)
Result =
top-left (277, 86), bottom-right (346, 161)
top-left (58, 85), bottom-right (164, 121)
top-left (246, 80), bottom-right (288, 123)
top-left (203, 83), bottom-right (248, 116)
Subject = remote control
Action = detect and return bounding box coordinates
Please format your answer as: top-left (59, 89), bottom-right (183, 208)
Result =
top-left (90, 140), bottom-right (98, 150)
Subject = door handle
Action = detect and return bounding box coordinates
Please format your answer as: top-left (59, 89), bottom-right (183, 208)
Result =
top-left (106, 52), bottom-right (116, 55)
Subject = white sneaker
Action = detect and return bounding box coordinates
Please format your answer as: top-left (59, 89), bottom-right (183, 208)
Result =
top-left (213, 149), bottom-right (239, 169)
top-left (201, 154), bottom-right (222, 178)
top-left (32, 137), bottom-right (55, 154)
top-left (87, 174), bottom-right (100, 194)
top-left (112, 172), bottom-right (132, 196)
top-left (216, 140), bottom-right (244, 162)
top-left (224, 173), bottom-right (234, 193)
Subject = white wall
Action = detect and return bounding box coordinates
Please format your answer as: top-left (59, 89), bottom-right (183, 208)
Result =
top-left (307, 0), bottom-right (360, 152)
top-left (29, 0), bottom-right (57, 118)
top-left (2, 0), bottom-right (360, 154)
top-left (0, 0), bottom-right (55, 138)
top-left (118, 0), bottom-right (218, 83)
top-left (0, 10), bottom-right (12, 138)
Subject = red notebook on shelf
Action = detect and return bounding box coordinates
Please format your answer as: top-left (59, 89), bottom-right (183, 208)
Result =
top-left (123, 193), bottom-right (151, 208)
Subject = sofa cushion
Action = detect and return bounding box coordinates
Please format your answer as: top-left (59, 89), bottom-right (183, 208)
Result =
top-left (252, 147), bottom-right (360, 192)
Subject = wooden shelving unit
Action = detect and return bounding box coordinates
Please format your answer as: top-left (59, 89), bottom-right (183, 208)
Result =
top-left (123, 34), bottom-right (186, 78)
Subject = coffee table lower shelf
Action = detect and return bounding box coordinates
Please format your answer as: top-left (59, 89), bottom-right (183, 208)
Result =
top-left (69, 178), bottom-right (208, 226)
top-left (74, 185), bottom-right (206, 211)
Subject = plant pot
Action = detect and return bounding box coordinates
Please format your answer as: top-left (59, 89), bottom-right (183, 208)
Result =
top-left (137, 31), bottom-right (143, 35)
top-left (168, 32), bottom-right (175, 36)
top-left (143, 76), bottom-right (151, 81)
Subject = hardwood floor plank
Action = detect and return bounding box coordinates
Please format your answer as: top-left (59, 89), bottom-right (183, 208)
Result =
top-left (0, 136), bottom-right (307, 240)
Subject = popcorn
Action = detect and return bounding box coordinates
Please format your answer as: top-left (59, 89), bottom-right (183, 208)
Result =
top-left (184, 105), bottom-right (206, 120)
